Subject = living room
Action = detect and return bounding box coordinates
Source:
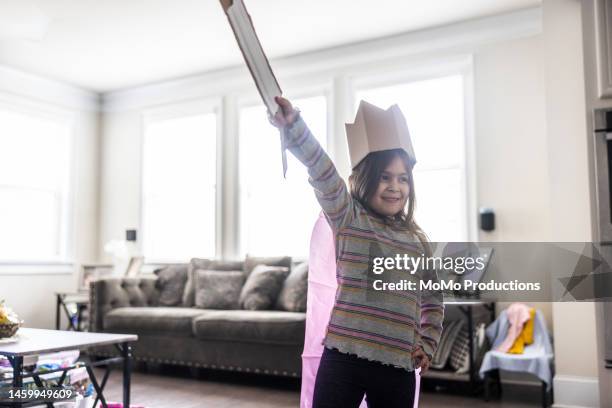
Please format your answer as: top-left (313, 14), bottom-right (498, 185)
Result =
top-left (0, 0), bottom-right (611, 407)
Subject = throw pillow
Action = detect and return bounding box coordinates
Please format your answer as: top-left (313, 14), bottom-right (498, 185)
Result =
top-left (244, 255), bottom-right (292, 276)
top-left (239, 265), bottom-right (289, 310)
top-left (276, 262), bottom-right (308, 312)
top-left (182, 258), bottom-right (210, 307)
top-left (194, 269), bottom-right (245, 310)
top-left (154, 264), bottom-right (189, 306)
top-left (430, 319), bottom-right (464, 370)
top-left (449, 322), bottom-right (487, 373)
top-left (182, 258), bottom-right (245, 306)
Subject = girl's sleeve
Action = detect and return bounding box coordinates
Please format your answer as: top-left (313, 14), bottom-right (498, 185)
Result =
top-left (282, 115), bottom-right (354, 231)
top-left (417, 267), bottom-right (445, 361)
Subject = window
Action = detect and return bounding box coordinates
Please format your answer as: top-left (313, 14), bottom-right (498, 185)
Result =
top-left (239, 95), bottom-right (327, 257)
top-left (356, 75), bottom-right (467, 241)
top-left (0, 107), bottom-right (72, 262)
top-left (142, 111), bottom-right (217, 262)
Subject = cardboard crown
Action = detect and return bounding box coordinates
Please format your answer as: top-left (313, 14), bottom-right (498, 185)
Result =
top-left (345, 100), bottom-right (416, 169)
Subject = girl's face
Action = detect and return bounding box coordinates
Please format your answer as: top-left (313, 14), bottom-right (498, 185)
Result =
top-left (367, 155), bottom-right (410, 217)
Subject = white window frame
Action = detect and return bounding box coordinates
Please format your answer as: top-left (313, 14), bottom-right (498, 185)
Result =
top-left (235, 85), bottom-right (332, 259)
top-left (350, 55), bottom-right (478, 241)
top-left (135, 56), bottom-right (476, 263)
top-left (140, 98), bottom-right (222, 263)
top-left (0, 93), bottom-right (76, 265)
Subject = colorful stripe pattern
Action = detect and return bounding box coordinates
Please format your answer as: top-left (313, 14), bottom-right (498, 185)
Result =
top-left (283, 117), bottom-right (444, 370)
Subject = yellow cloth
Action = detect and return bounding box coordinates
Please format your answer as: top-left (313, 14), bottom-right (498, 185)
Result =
top-left (508, 307), bottom-right (535, 354)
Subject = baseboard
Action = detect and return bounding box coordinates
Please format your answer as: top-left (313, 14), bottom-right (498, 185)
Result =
top-left (500, 378), bottom-right (543, 387)
top-left (552, 375), bottom-right (599, 408)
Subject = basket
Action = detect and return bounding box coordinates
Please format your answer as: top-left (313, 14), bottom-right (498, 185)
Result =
top-left (0, 322), bottom-right (20, 338)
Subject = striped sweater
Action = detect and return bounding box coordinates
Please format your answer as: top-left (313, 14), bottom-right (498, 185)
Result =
top-left (283, 115), bottom-right (444, 371)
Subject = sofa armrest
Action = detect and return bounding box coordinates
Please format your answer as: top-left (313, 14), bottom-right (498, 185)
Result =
top-left (89, 277), bottom-right (160, 332)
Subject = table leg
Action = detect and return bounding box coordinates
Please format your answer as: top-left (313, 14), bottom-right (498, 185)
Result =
top-left (77, 304), bottom-right (84, 331)
top-left (11, 356), bottom-right (23, 408)
top-left (86, 365), bottom-right (108, 408)
top-left (59, 298), bottom-right (76, 331)
top-left (121, 342), bottom-right (132, 408)
top-left (92, 368), bottom-right (112, 408)
top-left (55, 294), bottom-right (61, 330)
top-left (11, 356), bottom-right (23, 388)
top-left (483, 371), bottom-right (490, 401)
top-left (542, 381), bottom-right (548, 408)
top-left (32, 375), bottom-right (54, 408)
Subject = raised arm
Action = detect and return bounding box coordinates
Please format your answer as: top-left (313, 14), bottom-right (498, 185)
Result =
top-left (271, 97), bottom-right (354, 231)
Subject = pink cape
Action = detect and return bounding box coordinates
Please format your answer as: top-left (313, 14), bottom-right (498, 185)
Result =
top-left (300, 212), bottom-right (420, 408)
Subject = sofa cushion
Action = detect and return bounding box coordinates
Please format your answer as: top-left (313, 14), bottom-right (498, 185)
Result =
top-left (182, 258), bottom-right (245, 307)
top-left (194, 270), bottom-right (245, 309)
top-left (154, 265), bottom-right (188, 306)
top-left (244, 255), bottom-right (292, 276)
top-left (239, 265), bottom-right (289, 310)
top-left (104, 307), bottom-right (207, 336)
top-left (276, 262), bottom-right (308, 312)
top-left (431, 319), bottom-right (464, 369)
top-left (192, 310), bottom-right (305, 345)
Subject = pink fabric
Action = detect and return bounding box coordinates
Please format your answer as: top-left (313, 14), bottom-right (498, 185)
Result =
top-left (300, 212), bottom-right (420, 408)
top-left (496, 303), bottom-right (532, 353)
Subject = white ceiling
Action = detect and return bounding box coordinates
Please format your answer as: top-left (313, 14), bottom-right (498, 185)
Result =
top-left (0, 0), bottom-right (540, 93)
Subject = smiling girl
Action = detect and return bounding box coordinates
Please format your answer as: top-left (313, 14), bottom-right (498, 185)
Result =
top-left (270, 96), bottom-right (444, 408)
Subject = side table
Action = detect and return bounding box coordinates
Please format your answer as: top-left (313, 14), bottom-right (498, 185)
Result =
top-left (55, 293), bottom-right (89, 332)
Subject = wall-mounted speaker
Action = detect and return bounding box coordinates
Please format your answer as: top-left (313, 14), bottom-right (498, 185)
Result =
top-left (126, 229), bottom-right (137, 242)
top-left (479, 208), bottom-right (495, 232)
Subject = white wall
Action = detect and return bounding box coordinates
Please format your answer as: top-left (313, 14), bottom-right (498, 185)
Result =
top-left (473, 33), bottom-right (554, 330)
top-left (542, 0), bottom-right (600, 407)
top-left (99, 109), bottom-right (142, 261)
top-left (474, 36), bottom-right (550, 243)
top-left (0, 65), bottom-right (100, 329)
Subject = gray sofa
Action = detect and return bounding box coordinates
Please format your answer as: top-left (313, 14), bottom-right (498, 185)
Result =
top-left (89, 260), bottom-right (307, 377)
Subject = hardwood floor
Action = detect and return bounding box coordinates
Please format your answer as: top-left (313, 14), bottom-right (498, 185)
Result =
top-left (97, 366), bottom-right (300, 408)
top-left (97, 366), bottom-right (543, 408)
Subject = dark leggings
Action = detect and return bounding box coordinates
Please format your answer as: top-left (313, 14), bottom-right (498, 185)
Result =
top-left (313, 347), bottom-right (416, 408)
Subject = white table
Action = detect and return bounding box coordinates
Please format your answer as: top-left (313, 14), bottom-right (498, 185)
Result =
top-left (0, 328), bottom-right (138, 407)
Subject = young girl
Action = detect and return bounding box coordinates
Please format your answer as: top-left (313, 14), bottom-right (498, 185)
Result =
top-left (270, 96), bottom-right (444, 408)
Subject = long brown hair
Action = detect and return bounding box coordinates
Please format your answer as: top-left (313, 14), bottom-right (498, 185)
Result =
top-left (349, 149), bottom-right (430, 252)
